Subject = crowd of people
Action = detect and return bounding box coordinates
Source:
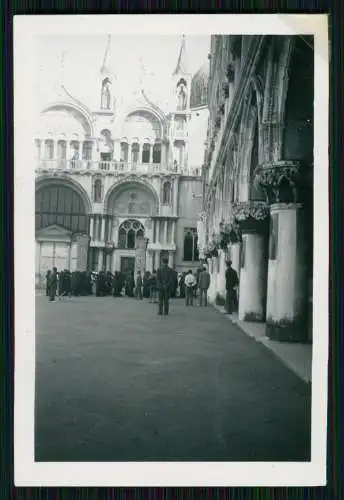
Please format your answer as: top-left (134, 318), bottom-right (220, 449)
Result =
top-left (44, 260), bottom-right (239, 316)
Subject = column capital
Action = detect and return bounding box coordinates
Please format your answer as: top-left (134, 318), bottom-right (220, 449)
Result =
top-left (254, 160), bottom-right (310, 204)
top-left (231, 201), bottom-right (270, 234)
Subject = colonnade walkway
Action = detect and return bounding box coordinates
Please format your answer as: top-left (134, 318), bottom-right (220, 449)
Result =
top-left (35, 296), bottom-right (311, 462)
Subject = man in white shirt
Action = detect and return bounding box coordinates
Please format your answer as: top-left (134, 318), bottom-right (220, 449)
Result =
top-left (184, 270), bottom-right (197, 307)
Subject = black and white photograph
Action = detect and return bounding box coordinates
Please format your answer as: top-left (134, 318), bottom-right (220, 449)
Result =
top-left (14, 15), bottom-right (328, 486)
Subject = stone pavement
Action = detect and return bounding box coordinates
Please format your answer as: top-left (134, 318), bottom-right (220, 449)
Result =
top-left (212, 305), bottom-right (313, 384)
top-left (35, 295), bottom-right (311, 462)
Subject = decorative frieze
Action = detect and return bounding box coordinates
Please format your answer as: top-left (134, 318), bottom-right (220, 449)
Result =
top-left (254, 160), bottom-right (305, 204)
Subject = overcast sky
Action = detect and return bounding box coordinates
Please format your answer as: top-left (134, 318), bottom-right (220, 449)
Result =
top-left (35, 34), bottom-right (210, 112)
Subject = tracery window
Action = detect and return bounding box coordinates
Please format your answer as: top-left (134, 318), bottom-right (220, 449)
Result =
top-left (183, 227), bottom-right (199, 262)
top-left (118, 219), bottom-right (145, 249)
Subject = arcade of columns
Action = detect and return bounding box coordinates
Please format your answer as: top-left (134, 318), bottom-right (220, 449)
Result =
top-left (198, 35), bottom-right (313, 343)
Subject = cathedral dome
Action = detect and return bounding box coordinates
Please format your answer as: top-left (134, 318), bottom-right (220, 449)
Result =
top-left (190, 62), bottom-right (209, 109)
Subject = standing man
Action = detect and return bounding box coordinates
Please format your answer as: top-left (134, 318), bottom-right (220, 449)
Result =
top-left (49, 267), bottom-right (58, 302)
top-left (156, 257), bottom-right (173, 315)
top-left (45, 270), bottom-right (51, 296)
top-left (184, 270), bottom-right (197, 307)
top-left (199, 266), bottom-right (211, 307)
top-left (225, 260), bottom-right (239, 314)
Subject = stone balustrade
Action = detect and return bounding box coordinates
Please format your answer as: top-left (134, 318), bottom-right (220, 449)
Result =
top-left (35, 159), bottom-right (202, 177)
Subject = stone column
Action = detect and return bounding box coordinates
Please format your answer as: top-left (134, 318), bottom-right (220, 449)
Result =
top-left (173, 178), bottom-right (179, 216)
top-left (238, 231), bottom-right (268, 322)
top-left (53, 140), bottom-right (58, 160)
top-left (265, 203), bottom-right (308, 341)
top-left (230, 242), bottom-right (241, 276)
top-left (255, 160), bottom-right (310, 341)
top-left (79, 141), bottom-right (83, 161)
top-left (156, 220), bottom-right (160, 244)
top-left (100, 216), bottom-right (106, 243)
top-left (113, 140), bottom-right (121, 162)
top-left (146, 250), bottom-right (153, 272)
top-left (98, 249), bottom-right (104, 272)
top-left (168, 251), bottom-right (174, 268)
top-left (149, 145), bottom-right (152, 164)
top-left (164, 220), bottom-right (168, 245)
top-left (89, 215), bottom-right (94, 241)
top-left (112, 250), bottom-right (117, 272)
top-left (171, 220), bottom-right (176, 246)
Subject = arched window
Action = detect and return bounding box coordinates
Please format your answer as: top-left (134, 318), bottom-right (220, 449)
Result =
top-left (162, 181), bottom-right (172, 204)
top-left (142, 143), bottom-right (150, 163)
top-left (131, 143), bottom-right (140, 164)
top-left (45, 140), bottom-right (54, 160)
top-left (120, 142), bottom-right (129, 162)
top-left (117, 219), bottom-right (145, 249)
top-left (127, 229), bottom-right (136, 249)
top-left (183, 228), bottom-right (199, 262)
top-left (152, 143), bottom-right (161, 164)
top-left (93, 178), bottom-right (103, 203)
top-left (70, 141), bottom-right (80, 160)
top-left (57, 140), bottom-right (67, 160)
top-left (82, 141), bottom-right (93, 161)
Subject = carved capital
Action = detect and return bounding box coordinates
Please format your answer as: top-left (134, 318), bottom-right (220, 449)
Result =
top-left (254, 160), bottom-right (307, 204)
top-left (231, 201), bottom-right (270, 234)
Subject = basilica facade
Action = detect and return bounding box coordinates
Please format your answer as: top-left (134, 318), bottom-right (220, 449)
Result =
top-left (197, 35), bottom-right (314, 343)
top-left (35, 36), bottom-right (209, 285)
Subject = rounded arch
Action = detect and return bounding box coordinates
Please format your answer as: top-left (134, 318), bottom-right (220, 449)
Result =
top-left (35, 175), bottom-right (92, 214)
top-left (104, 176), bottom-right (159, 211)
top-left (124, 105), bottom-right (167, 138)
top-left (40, 102), bottom-right (94, 137)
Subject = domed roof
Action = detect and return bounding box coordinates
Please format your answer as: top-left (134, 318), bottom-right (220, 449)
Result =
top-left (190, 61), bottom-right (209, 109)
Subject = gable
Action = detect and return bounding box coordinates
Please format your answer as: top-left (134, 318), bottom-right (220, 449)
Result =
top-left (36, 224), bottom-right (72, 240)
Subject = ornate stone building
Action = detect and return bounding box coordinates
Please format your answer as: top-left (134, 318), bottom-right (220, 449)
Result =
top-left (197, 35), bottom-right (313, 342)
top-left (35, 35), bottom-right (209, 283)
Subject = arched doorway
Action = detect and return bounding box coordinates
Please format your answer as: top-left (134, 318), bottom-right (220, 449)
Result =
top-left (35, 182), bottom-right (90, 285)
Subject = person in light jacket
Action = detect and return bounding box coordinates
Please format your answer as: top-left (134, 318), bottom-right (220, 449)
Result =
top-left (184, 270), bottom-right (197, 307)
top-left (198, 266), bottom-right (211, 307)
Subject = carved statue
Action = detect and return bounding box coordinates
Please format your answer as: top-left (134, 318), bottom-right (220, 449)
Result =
top-left (101, 78), bottom-right (111, 110)
top-left (177, 84), bottom-right (187, 110)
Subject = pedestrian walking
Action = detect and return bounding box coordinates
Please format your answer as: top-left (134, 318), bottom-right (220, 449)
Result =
top-left (135, 271), bottom-right (143, 300)
top-left (49, 267), bottom-right (58, 302)
top-left (225, 260), bottom-right (239, 314)
top-left (184, 270), bottom-right (197, 306)
top-left (199, 266), bottom-right (211, 306)
top-left (156, 257), bottom-right (173, 315)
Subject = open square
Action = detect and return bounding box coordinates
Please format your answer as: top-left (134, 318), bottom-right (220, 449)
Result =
top-left (35, 295), bottom-right (311, 462)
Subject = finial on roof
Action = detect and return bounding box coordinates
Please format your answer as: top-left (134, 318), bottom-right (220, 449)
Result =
top-left (173, 34), bottom-right (189, 75)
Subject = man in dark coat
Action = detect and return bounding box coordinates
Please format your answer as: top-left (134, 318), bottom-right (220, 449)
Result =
top-left (46, 270), bottom-right (51, 296)
top-left (156, 257), bottom-right (173, 315)
top-left (225, 260), bottom-right (239, 314)
top-left (49, 267), bottom-right (58, 302)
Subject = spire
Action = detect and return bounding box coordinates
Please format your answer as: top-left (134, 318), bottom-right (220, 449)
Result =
top-left (100, 35), bottom-right (112, 81)
top-left (173, 35), bottom-right (188, 75)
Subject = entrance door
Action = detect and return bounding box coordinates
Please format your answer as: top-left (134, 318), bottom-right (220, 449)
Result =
top-left (120, 256), bottom-right (135, 275)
